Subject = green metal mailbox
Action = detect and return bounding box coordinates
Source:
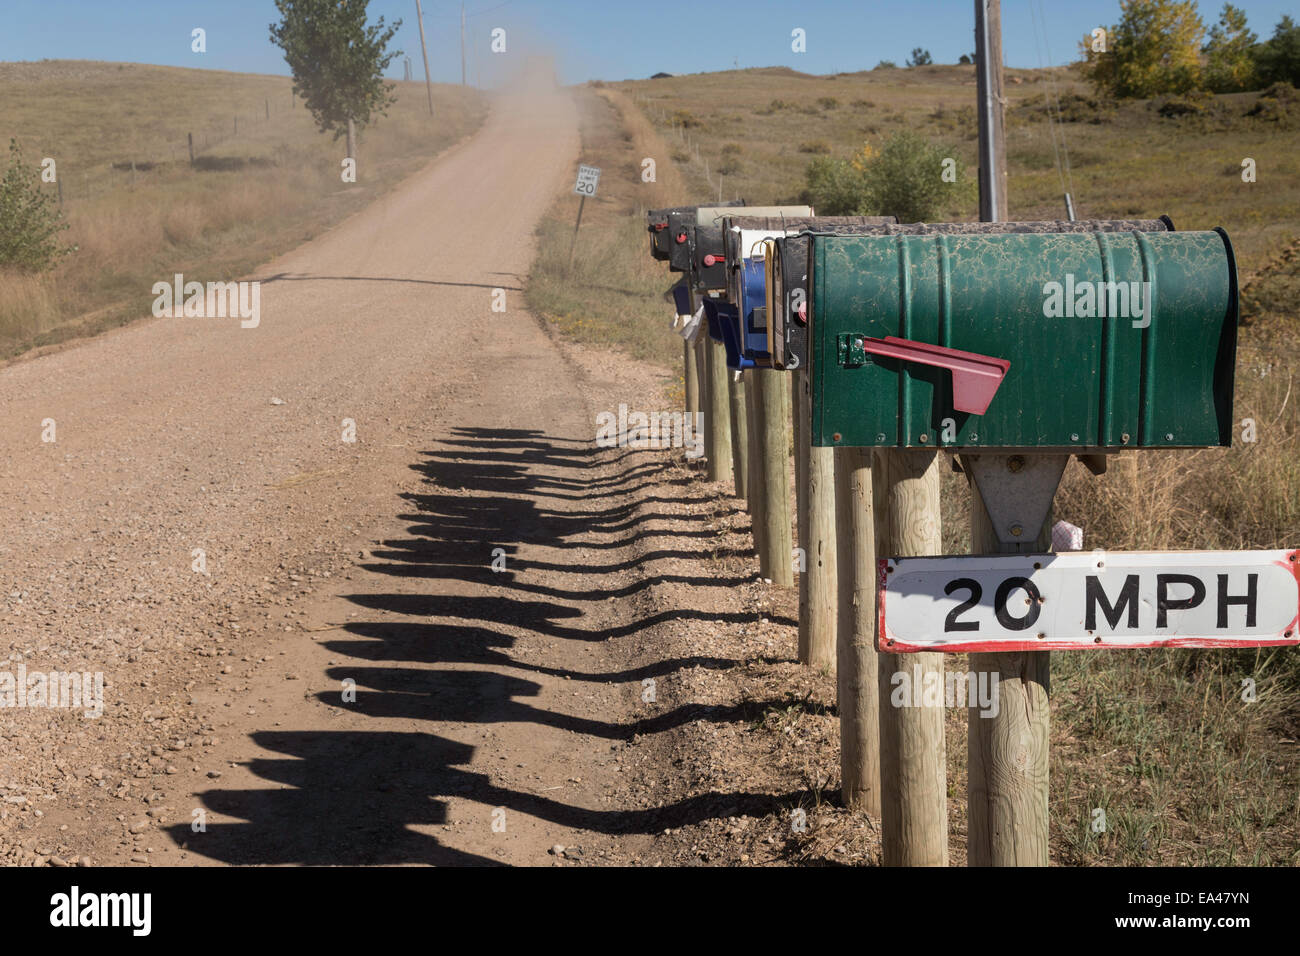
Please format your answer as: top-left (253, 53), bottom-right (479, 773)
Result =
top-left (810, 229), bottom-right (1239, 449)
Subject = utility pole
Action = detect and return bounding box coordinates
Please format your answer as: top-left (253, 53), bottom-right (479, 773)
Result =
top-left (975, 0), bottom-right (1007, 221)
top-left (415, 0), bottom-right (435, 116)
top-left (460, 2), bottom-right (467, 86)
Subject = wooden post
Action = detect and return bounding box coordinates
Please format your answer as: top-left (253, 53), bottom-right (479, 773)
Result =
top-left (683, 339), bottom-right (699, 419)
top-left (836, 446), bottom-right (879, 813)
top-left (705, 336), bottom-right (732, 484)
top-left (875, 449), bottom-right (948, 867)
top-left (694, 332), bottom-right (709, 465)
top-left (966, 486), bottom-right (1051, 866)
top-left (265, 98), bottom-right (270, 120)
top-left (795, 371), bottom-right (810, 643)
top-left (795, 370), bottom-right (837, 669)
top-left (728, 372), bottom-right (749, 502)
top-left (415, 0), bottom-right (436, 116)
top-left (804, 384), bottom-right (838, 670)
top-left (188, 133), bottom-right (194, 166)
top-left (745, 370), bottom-right (766, 554)
top-left (752, 369), bottom-right (792, 586)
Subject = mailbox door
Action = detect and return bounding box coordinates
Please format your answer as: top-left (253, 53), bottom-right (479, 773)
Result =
top-left (811, 230), bottom-right (1237, 449)
top-left (693, 226), bottom-right (728, 292)
top-left (771, 235), bottom-right (810, 371)
top-left (667, 211), bottom-right (696, 272)
top-left (739, 259), bottom-right (770, 360)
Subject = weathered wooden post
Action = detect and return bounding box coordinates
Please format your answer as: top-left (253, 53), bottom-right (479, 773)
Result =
top-left (694, 322), bottom-right (710, 466)
top-left (964, 468), bottom-right (1053, 866)
top-left (798, 369), bottom-right (837, 669)
top-left (684, 339), bottom-right (699, 418)
top-left (752, 368), bottom-right (792, 585)
top-left (705, 332), bottom-right (733, 484)
top-left (875, 449), bottom-right (949, 866)
top-left (835, 445), bottom-right (879, 813)
top-left (729, 372), bottom-right (749, 501)
top-left (745, 369), bottom-right (766, 549)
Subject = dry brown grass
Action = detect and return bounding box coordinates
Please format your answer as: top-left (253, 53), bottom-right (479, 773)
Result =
top-left (0, 60), bottom-right (486, 357)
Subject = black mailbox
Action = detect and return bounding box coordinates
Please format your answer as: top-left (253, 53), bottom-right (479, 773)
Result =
top-left (648, 200), bottom-right (745, 266)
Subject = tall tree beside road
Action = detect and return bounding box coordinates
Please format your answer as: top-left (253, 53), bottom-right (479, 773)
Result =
top-left (269, 0), bottom-right (402, 163)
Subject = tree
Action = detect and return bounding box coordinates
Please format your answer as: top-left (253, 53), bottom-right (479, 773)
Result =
top-left (1256, 14), bottom-right (1300, 87)
top-left (1079, 0), bottom-right (1205, 98)
top-left (1203, 4), bottom-right (1257, 92)
top-left (268, 0), bottom-right (402, 162)
top-left (0, 140), bottom-right (73, 272)
top-left (907, 48), bottom-right (933, 67)
top-left (959, 53), bottom-right (973, 65)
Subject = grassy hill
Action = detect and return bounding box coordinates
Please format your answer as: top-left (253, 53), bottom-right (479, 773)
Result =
top-left (0, 60), bottom-right (485, 356)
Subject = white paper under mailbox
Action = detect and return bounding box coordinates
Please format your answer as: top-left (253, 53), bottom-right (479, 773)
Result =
top-left (878, 550), bottom-right (1300, 653)
top-left (574, 164), bottom-right (601, 196)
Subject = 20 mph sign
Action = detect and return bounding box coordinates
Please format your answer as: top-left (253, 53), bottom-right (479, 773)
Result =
top-left (574, 164), bottom-right (601, 196)
top-left (879, 550), bottom-right (1300, 653)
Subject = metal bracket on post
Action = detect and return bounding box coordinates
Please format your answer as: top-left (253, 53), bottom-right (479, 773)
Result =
top-left (963, 453), bottom-right (1069, 548)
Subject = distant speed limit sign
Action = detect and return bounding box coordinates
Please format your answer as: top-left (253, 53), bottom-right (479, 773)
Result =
top-left (574, 164), bottom-right (601, 196)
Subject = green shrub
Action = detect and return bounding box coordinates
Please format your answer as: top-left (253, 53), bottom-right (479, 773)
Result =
top-left (816, 96), bottom-right (840, 110)
top-left (798, 139), bottom-right (832, 154)
top-left (802, 155), bottom-right (866, 215)
top-left (0, 140), bottom-right (74, 272)
top-left (802, 131), bottom-right (970, 222)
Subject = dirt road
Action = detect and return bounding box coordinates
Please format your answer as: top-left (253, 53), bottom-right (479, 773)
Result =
top-left (0, 73), bottom-right (714, 866)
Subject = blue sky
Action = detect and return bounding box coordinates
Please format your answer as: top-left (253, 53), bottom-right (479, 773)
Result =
top-left (0, 1), bottom-right (1295, 86)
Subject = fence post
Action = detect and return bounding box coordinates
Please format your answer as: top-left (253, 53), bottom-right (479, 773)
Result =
top-left (728, 373), bottom-right (749, 502)
top-left (684, 339), bottom-right (699, 419)
top-left (875, 449), bottom-right (947, 866)
top-left (966, 471), bottom-right (1052, 866)
top-left (745, 370), bottom-right (766, 550)
top-left (692, 309), bottom-right (710, 469)
top-left (836, 445), bottom-right (879, 813)
top-left (799, 368), bottom-right (837, 670)
top-left (752, 368), bottom-right (792, 586)
top-left (705, 335), bottom-right (732, 484)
